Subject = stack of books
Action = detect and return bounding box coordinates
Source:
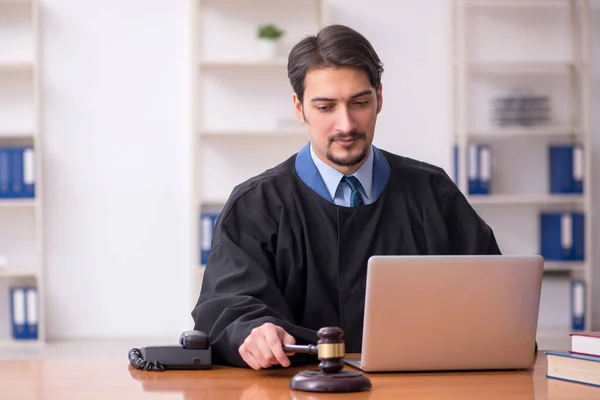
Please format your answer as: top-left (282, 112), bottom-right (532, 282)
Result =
top-left (546, 332), bottom-right (600, 387)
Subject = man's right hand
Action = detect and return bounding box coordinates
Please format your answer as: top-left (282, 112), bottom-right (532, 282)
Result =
top-left (239, 322), bottom-right (296, 370)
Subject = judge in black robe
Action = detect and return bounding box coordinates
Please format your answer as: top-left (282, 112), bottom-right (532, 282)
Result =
top-left (191, 142), bottom-right (502, 368)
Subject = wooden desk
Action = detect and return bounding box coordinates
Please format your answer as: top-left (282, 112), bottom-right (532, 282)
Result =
top-left (0, 351), bottom-right (598, 399)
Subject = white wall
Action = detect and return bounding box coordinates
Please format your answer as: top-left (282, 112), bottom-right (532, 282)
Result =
top-left (42, 0), bottom-right (192, 339)
top-left (327, 0), bottom-right (454, 172)
top-left (38, 0), bottom-right (454, 340)
top-left (38, 0), bottom-right (599, 340)
top-left (591, 3), bottom-right (600, 331)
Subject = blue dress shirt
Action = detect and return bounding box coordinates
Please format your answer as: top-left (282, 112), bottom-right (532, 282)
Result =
top-left (295, 142), bottom-right (391, 206)
top-left (310, 144), bottom-right (374, 206)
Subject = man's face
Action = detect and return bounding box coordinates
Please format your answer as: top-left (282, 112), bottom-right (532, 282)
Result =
top-left (293, 67), bottom-right (383, 174)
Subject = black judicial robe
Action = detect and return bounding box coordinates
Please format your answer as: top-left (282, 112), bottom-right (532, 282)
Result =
top-left (191, 148), bottom-right (501, 368)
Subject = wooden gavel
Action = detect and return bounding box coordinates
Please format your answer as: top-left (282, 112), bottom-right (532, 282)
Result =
top-left (281, 326), bottom-right (371, 393)
top-left (282, 326), bottom-right (346, 374)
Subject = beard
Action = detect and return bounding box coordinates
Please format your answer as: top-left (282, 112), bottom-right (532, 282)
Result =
top-left (326, 131), bottom-right (369, 167)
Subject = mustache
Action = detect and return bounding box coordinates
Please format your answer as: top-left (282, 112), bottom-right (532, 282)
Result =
top-left (328, 132), bottom-right (366, 144)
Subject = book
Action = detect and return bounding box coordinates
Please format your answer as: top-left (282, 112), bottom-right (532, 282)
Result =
top-left (546, 351), bottom-right (600, 387)
top-left (571, 332), bottom-right (600, 358)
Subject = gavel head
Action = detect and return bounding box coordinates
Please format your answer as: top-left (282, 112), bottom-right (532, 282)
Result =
top-left (316, 327), bottom-right (345, 373)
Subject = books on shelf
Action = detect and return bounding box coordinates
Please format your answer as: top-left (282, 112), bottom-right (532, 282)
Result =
top-left (9, 285), bottom-right (38, 340)
top-left (0, 146), bottom-right (35, 199)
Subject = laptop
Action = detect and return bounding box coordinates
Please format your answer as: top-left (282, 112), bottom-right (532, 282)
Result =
top-left (343, 255), bottom-right (544, 372)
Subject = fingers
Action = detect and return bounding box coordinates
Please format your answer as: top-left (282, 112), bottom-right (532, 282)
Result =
top-left (238, 323), bottom-right (295, 370)
top-left (241, 333), bottom-right (270, 370)
top-left (265, 327), bottom-right (291, 367)
top-left (282, 331), bottom-right (296, 357)
top-left (240, 345), bottom-right (261, 370)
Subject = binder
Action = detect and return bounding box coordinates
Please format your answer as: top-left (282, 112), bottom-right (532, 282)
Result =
top-left (200, 210), bottom-right (220, 265)
top-left (10, 287), bottom-right (27, 339)
top-left (467, 144), bottom-right (491, 195)
top-left (468, 144), bottom-right (478, 193)
top-left (9, 286), bottom-right (39, 340)
top-left (453, 145), bottom-right (458, 186)
top-left (10, 148), bottom-right (24, 198)
top-left (549, 144), bottom-right (583, 194)
top-left (571, 279), bottom-right (586, 331)
top-left (0, 147), bottom-right (10, 198)
top-left (572, 212), bottom-right (585, 261)
top-left (540, 212), bottom-right (584, 261)
top-left (22, 147), bottom-right (35, 198)
top-left (26, 287), bottom-right (38, 339)
top-left (478, 145), bottom-right (492, 194)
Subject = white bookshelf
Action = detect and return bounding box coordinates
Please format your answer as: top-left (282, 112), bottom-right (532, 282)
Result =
top-left (189, 0), bottom-right (327, 305)
top-left (466, 0), bottom-right (572, 7)
top-left (452, 0), bottom-right (592, 347)
top-left (466, 61), bottom-right (575, 74)
top-left (0, 199), bottom-right (37, 208)
top-left (0, 0), bottom-right (44, 347)
top-left (200, 58), bottom-right (289, 69)
top-left (467, 194), bottom-right (585, 206)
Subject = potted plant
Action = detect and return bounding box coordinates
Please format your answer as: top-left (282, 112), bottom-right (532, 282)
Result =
top-left (257, 23), bottom-right (284, 59)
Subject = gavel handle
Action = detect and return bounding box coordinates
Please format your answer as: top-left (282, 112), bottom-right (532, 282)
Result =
top-left (282, 344), bottom-right (318, 354)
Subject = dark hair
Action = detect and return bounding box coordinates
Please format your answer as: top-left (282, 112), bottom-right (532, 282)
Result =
top-left (287, 24), bottom-right (384, 104)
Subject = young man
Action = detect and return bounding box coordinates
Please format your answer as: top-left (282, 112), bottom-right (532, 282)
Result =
top-left (191, 24), bottom-right (501, 370)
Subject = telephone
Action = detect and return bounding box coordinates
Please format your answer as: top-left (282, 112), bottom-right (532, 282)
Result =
top-left (128, 330), bottom-right (212, 371)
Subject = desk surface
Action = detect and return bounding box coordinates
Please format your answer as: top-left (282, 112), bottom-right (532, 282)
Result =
top-left (0, 351), bottom-right (598, 399)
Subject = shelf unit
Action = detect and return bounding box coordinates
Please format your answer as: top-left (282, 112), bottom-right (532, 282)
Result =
top-left (188, 0), bottom-right (327, 305)
top-left (0, 0), bottom-right (44, 347)
top-left (452, 0), bottom-right (592, 347)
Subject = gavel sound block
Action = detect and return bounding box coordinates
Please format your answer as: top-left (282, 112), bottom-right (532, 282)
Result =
top-left (282, 327), bottom-right (371, 393)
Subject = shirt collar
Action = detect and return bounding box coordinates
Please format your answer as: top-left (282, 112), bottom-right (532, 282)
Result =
top-left (309, 143), bottom-right (374, 200)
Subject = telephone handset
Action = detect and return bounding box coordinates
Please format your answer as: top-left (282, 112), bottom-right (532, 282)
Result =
top-left (128, 330), bottom-right (212, 371)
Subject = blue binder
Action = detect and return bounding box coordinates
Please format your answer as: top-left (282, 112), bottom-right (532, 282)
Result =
top-left (453, 144), bottom-right (492, 194)
top-left (540, 212), bottom-right (584, 261)
top-left (478, 144), bottom-right (491, 194)
top-left (200, 210), bottom-right (220, 265)
top-left (9, 147), bottom-right (35, 199)
top-left (10, 148), bottom-right (24, 198)
top-left (572, 212), bottom-right (585, 261)
top-left (549, 144), bottom-right (583, 194)
top-left (453, 145), bottom-right (458, 186)
top-left (10, 285), bottom-right (38, 340)
top-left (0, 147), bottom-right (11, 198)
top-left (10, 287), bottom-right (27, 339)
top-left (571, 279), bottom-right (586, 331)
top-left (467, 144), bottom-right (492, 195)
top-left (26, 287), bottom-right (38, 339)
top-left (22, 147), bottom-right (35, 198)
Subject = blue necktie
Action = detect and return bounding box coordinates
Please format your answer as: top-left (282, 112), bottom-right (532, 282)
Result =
top-left (342, 176), bottom-right (364, 207)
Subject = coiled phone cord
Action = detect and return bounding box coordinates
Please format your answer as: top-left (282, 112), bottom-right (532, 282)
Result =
top-left (128, 348), bottom-right (165, 371)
